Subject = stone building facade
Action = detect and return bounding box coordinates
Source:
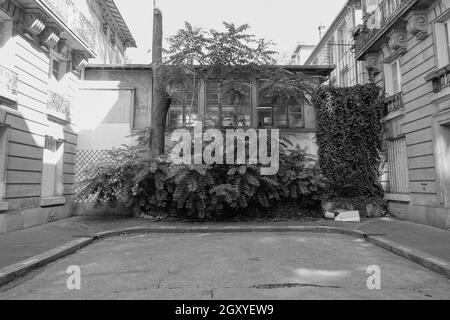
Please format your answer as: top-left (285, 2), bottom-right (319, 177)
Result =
top-left (0, 0), bottom-right (135, 234)
top-left (305, 0), bottom-right (368, 87)
top-left (354, 0), bottom-right (450, 229)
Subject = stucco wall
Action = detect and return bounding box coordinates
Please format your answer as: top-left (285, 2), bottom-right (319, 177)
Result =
top-left (78, 69), bottom-right (152, 150)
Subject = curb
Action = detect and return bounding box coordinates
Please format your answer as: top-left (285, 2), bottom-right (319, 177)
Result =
top-left (0, 226), bottom-right (448, 288)
top-left (366, 236), bottom-right (450, 279)
top-left (0, 237), bottom-right (93, 287)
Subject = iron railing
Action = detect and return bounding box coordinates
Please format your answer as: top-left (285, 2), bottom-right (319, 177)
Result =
top-left (384, 92), bottom-right (404, 115)
top-left (39, 0), bottom-right (97, 50)
top-left (355, 0), bottom-right (415, 56)
top-left (426, 66), bottom-right (450, 93)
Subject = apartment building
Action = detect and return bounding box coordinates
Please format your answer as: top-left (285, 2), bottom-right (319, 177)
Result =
top-left (289, 44), bottom-right (316, 65)
top-left (0, 0), bottom-right (135, 233)
top-left (354, 0), bottom-right (450, 229)
top-left (305, 0), bottom-right (368, 87)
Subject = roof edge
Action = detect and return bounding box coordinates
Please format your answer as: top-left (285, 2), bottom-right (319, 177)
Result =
top-left (101, 0), bottom-right (137, 48)
top-left (304, 0), bottom-right (353, 65)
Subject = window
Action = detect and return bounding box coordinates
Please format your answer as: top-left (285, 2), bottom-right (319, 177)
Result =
top-left (257, 84), bottom-right (304, 129)
top-left (390, 60), bottom-right (401, 93)
top-left (338, 22), bottom-right (347, 58)
top-left (387, 137), bottom-right (409, 194)
top-left (51, 58), bottom-right (61, 80)
top-left (102, 23), bottom-right (109, 37)
top-left (340, 67), bottom-right (349, 87)
top-left (0, 125), bottom-right (8, 210)
top-left (110, 33), bottom-right (116, 47)
top-left (435, 18), bottom-right (450, 68)
top-left (41, 136), bottom-right (64, 198)
top-left (167, 82), bottom-right (199, 129)
top-left (327, 39), bottom-right (335, 65)
top-left (205, 80), bottom-right (251, 128)
top-left (384, 58), bottom-right (402, 95)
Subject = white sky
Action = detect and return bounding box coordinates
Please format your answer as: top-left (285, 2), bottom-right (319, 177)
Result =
top-left (115, 0), bottom-right (347, 64)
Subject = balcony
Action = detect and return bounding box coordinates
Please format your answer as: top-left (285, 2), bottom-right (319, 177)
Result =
top-left (47, 91), bottom-right (71, 121)
top-left (0, 65), bottom-right (18, 104)
top-left (38, 0), bottom-right (97, 50)
top-left (355, 0), bottom-right (417, 58)
top-left (384, 92), bottom-right (404, 116)
top-left (425, 65), bottom-right (450, 94)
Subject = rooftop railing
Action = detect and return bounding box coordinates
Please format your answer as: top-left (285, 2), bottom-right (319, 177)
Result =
top-left (39, 0), bottom-right (97, 50)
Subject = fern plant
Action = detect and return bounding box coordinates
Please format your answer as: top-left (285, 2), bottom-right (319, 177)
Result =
top-left (81, 130), bottom-right (328, 219)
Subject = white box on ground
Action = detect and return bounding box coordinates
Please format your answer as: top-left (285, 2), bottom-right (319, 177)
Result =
top-left (335, 210), bottom-right (361, 222)
top-left (324, 211), bottom-right (336, 219)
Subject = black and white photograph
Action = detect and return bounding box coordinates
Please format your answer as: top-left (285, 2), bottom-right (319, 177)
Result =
top-left (0, 0), bottom-right (449, 307)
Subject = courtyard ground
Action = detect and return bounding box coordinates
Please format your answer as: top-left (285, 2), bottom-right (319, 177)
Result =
top-left (0, 232), bottom-right (449, 300)
top-left (1, 216), bottom-right (450, 269)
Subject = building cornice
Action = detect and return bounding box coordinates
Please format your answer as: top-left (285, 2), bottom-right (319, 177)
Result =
top-left (97, 0), bottom-right (136, 48)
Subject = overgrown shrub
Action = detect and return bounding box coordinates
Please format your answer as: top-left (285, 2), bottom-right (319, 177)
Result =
top-left (313, 84), bottom-right (385, 198)
top-left (79, 133), bottom-right (327, 219)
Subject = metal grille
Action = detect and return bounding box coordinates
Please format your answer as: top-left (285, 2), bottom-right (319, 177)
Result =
top-left (74, 150), bottom-right (114, 203)
top-left (387, 138), bottom-right (409, 194)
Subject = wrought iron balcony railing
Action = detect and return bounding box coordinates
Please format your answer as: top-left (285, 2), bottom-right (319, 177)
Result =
top-left (384, 92), bottom-right (404, 116)
top-left (47, 91), bottom-right (71, 118)
top-left (355, 0), bottom-right (415, 56)
top-left (0, 65), bottom-right (18, 101)
top-left (425, 66), bottom-right (450, 93)
top-left (39, 0), bottom-right (97, 50)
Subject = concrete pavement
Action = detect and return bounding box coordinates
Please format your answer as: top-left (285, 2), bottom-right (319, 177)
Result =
top-left (0, 233), bottom-right (449, 300)
top-left (0, 216), bottom-right (449, 269)
top-left (0, 215), bottom-right (450, 292)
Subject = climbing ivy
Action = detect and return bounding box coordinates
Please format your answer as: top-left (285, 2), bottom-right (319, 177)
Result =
top-left (313, 84), bottom-right (385, 198)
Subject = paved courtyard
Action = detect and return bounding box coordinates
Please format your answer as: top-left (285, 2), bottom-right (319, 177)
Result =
top-left (0, 232), bottom-right (449, 300)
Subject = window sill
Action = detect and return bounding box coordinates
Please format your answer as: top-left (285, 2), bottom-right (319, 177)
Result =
top-left (46, 111), bottom-right (71, 125)
top-left (424, 64), bottom-right (450, 82)
top-left (40, 197), bottom-right (66, 208)
top-left (382, 107), bottom-right (405, 122)
top-left (0, 202), bottom-right (8, 212)
top-left (384, 193), bottom-right (411, 203)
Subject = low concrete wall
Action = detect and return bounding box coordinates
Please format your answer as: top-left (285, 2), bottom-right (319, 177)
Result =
top-left (388, 202), bottom-right (450, 230)
top-left (0, 203), bottom-right (73, 235)
top-left (72, 202), bottom-right (131, 217)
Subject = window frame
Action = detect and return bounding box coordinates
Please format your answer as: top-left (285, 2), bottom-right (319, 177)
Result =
top-left (41, 135), bottom-right (65, 200)
top-left (204, 80), bottom-right (252, 129)
top-left (340, 66), bottom-right (349, 87)
top-left (49, 56), bottom-right (63, 81)
top-left (384, 58), bottom-right (402, 96)
top-left (167, 83), bottom-right (200, 129)
top-left (165, 78), bottom-right (308, 130)
top-left (0, 124), bottom-right (9, 211)
top-left (434, 12), bottom-right (450, 69)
